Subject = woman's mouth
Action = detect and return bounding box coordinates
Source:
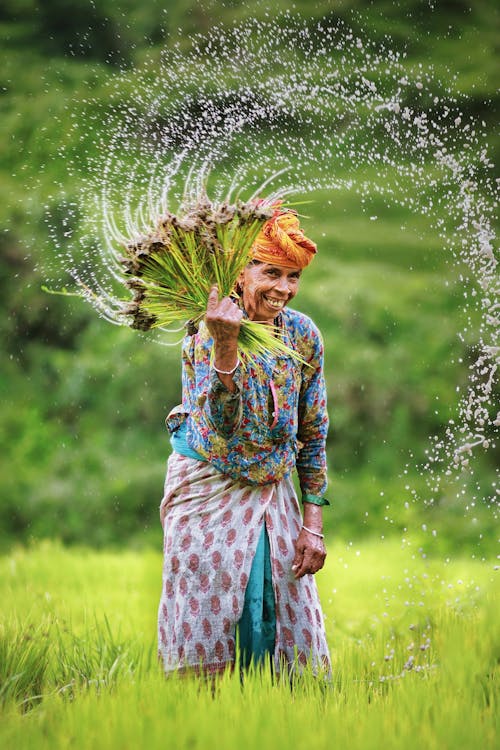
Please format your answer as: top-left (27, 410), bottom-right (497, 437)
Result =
top-left (263, 295), bottom-right (286, 310)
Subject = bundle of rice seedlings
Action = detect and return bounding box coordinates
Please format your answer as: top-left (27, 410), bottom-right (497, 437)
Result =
top-left (118, 193), bottom-right (305, 364)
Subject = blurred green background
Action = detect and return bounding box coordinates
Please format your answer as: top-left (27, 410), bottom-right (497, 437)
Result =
top-left (0, 0), bottom-right (498, 553)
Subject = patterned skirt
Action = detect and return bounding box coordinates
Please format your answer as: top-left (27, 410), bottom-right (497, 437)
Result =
top-left (157, 452), bottom-right (331, 676)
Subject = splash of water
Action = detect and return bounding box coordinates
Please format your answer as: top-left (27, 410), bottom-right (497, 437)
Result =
top-left (51, 13), bottom-right (498, 507)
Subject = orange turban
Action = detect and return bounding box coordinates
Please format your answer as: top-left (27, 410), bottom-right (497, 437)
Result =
top-left (252, 209), bottom-right (317, 269)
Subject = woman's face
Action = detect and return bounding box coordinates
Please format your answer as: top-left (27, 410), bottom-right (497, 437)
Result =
top-left (239, 261), bottom-right (302, 323)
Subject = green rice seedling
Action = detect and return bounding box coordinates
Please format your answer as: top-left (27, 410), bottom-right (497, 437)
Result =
top-left (118, 194), bottom-right (308, 365)
top-left (43, 193), bottom-right (310, 365)
top-left (1, 540), bottom-right (498, 749)
top-left (0, 619), bottom-right (51, 711)
top-left (2, 604), bottom-right (498, 750)
top-left (52, 614), bottom-right (146, 699)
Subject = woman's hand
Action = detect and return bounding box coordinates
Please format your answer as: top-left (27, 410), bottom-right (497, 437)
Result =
top-left (292, 503), bottom-right (326, 578)
top-left (206, 284), bottom-right (242, 345)
top-left (292, 529), bottom-right (327, 578)
top-left (206, 285), bottom-right (242, 391)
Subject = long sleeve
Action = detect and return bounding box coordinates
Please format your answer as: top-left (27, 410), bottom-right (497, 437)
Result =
top-left (295, 327), bottom-right (329, 498)
top-left (181, 330), bottom-right (243, 438)
top-left (204, 367), bottom-right (243, 437)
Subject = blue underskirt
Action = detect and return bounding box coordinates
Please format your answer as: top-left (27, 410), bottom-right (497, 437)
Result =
top-left (238, 522), bottom-right (276, 668)
top-left (170, 421), bottom-right (206, 461)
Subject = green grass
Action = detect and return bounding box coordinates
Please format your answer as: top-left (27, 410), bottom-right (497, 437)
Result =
top-left (0, 539), bottom-right (498, 749)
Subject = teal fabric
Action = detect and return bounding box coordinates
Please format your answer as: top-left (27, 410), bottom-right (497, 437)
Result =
top-left (302, 493), bottom-right (330, 507)
top-left (238, 523), bottom-right (276, 668)
top-left (170, 421), bottom-right (207, 461)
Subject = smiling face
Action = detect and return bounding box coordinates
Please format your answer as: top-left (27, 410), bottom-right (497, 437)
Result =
top-left (239, 261), bottom-right (302, 323)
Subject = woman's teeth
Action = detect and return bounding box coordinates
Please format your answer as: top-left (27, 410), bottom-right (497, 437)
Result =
top-left (264, 296), bottom-right (284, 308)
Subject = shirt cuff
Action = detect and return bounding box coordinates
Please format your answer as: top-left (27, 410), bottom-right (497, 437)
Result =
top-left (209, 365), bottom-right (243, 395)
top-left (302, 493), bottom-right (330, 507)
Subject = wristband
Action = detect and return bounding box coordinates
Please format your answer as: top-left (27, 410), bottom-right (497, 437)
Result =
top-left (302, 524), bottom-right (324, 539)
top-left (213, 358), bottom-right (240, 375)
top-left (302, 493), bottom-right (330, 507)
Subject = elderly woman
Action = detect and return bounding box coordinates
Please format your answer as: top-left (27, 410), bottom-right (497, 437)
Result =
top-left (158, 207), bottom-right (331, 676)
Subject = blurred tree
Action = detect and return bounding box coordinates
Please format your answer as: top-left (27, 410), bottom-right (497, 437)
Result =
top-left (0, 0), bottom-right (167, 65)
top-left (36, 0), bottom-right (125, 63)
top-left (0, 0), bottom-right (497, 550)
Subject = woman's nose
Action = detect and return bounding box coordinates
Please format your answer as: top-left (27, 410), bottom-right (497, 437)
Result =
top-left (274, 275), bottom-right (289, 292)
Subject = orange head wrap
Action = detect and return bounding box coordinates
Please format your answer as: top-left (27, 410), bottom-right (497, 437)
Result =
top-left (252, 208), bottom-right (317, 269)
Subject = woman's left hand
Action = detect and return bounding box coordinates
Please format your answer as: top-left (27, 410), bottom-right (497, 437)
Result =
top-left (292, 527), bottom-right (327, 579)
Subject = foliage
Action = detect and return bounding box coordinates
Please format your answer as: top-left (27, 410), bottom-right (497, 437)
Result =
top-left (0, 0), bottom-right (498, 551)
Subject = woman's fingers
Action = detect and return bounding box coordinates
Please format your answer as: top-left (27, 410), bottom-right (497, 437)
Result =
top-left (293, 549), bottom-right (314, 579)
top-left (206, 287), bottom-right (242, 340)
top-left (207, 284), bottom-right (219, 310)
top-left (292, 530), bottom-right (326, 578)
top-left (292, 546), bottom-right (304, 573)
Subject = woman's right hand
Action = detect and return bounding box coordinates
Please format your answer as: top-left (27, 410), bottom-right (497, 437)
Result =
top-left (206, 285), bottom-right (242, 389)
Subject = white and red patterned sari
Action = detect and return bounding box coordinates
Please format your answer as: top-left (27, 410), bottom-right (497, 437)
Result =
top-left (158, 452), bottom-right (331, 676)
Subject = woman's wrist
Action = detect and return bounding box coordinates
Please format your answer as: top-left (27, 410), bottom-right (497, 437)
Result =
top-left (212, 340), bottom-right (239, 366)
top-left (302, 502), bottom-right (323, 535)
top-left (213, 352), bottom-right (239, 371)
top-left (302, 525), bottom-right (324, 539)
top-left (211, 347), bottom-right (240, 392)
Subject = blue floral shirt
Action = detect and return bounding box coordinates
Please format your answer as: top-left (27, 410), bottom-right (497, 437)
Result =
top-left (166, 307), bottom-right (329, 501)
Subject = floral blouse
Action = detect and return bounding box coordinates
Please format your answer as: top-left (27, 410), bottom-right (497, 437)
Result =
top-left (165, 307), bottom-right (329, 502)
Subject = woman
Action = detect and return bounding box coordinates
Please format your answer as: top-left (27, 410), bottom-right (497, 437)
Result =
top-left (158, 207), bottom-right (331, 677)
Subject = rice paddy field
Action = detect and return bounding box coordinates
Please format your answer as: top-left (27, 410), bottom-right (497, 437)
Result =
top-left (1, 538), bottom-right (498, 749)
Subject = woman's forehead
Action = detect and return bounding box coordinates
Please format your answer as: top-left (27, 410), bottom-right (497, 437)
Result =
top-left (250, 261), bottom-right (302, 274)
